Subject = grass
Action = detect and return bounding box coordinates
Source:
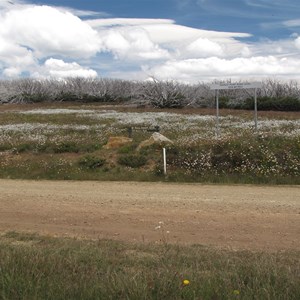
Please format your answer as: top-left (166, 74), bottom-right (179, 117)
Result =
top-left (0, 103), bottom-right (299, 184)
top-left (0, 231), bottom-right (299, 300)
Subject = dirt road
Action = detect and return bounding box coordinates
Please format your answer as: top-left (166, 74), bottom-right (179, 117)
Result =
top-left (0, 180), bottom-right (299, 251)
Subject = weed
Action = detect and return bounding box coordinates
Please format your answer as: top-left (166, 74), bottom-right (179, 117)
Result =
top-left (117, 143), bottom-right (138, 154)
top-left (118, 154), bottom-right (147, 168)
top-left (78, 155), bottom-right (106, 169)
top-left (53, 141), bottom-right (80, 153)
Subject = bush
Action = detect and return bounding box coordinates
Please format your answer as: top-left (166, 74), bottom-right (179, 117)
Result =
top-left (118, 154), bottom-right (147, 168)
top-left (151, 92), bottom-right (186, 109)
top-left (242, 96), bottom-right (300, 111)
top-left (166, 136), bottom-right (300, 178)
top-left (53, 142), bottom-right (80, 153)
top-left (140, 79), bottom-right (188, 108)
top-left (16, 143), bottom-right (34, 153)
top-left (78, 155), bottom-right (106, 169)
top-left (218, 96), bottom-right (230, 108)
top-left (117, 144), bottom-right (138, 154)
top-left (20, 93), bottom-right (49, 103)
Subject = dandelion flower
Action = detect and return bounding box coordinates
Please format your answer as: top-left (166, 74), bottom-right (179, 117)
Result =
top-left (183, 279), bottom-right (190, 286)
top-left (233, 290), bottom-right (240, 295)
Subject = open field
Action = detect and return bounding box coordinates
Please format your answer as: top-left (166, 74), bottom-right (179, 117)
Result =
top-left (1, 179), bottom-right (299, 251)
top-left (0, 103), bottom-right (299, 184)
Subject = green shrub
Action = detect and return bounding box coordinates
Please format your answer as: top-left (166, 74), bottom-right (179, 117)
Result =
top-left (118, 154), bottom-right (147, 168)
top-left (53, 142), bottom-right (80, 153)
top-left (20, 93), bottom-right (48, 103)
top-left (16, 143), bottom-right (34, 153)
top-left (80, 93), bottom-right (115, 103)
top-left (153, 165), bottom-right (164, 176)
top-left (56, 92), bottom-right (116, 103)
top-left (56, 92), bottom-right (79, 102)
top-left (218, 96), bottom-right (230, 108)
top-left (117, 143), bottom-right (137, 154)
top-left (78, 155), bottom-right (106, 169)
top-left (242, 96), bottom-right (300, 111)
top-left (0, 144), bottom-right (13, 151)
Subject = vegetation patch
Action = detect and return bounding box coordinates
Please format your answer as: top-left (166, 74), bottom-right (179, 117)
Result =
top-left (0, 232), bottom-right (299, 300)
top-left (167, 135), bottom-right (300, 178)
top-left (0, 103), bottom-right (299, 184)
top-left (118, 154), bottom-right (148, 168)
top-left (1, 78), bottom-right (300, 111)
top-left (78, 155), bottom-right (106, 169)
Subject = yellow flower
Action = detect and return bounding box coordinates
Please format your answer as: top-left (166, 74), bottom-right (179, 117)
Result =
top-left (233, 290), bottom-right (240, 295)
top-left (183, 279), bottom-right (190, 286)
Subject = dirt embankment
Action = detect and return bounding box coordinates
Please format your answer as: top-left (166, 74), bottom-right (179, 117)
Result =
top-left (0, 180), bottom-right (299, 251)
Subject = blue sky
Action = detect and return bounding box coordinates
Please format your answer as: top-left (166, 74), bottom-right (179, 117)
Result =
top-left (29, 0), bottom-right (300, 39)
top-left (1, 0), bottom-right (300, 82)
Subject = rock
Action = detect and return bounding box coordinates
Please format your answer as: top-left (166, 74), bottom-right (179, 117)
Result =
top-left (103, 136), bottom-right (133, 149)
top-left (137, 132), bottom-right (173, 150)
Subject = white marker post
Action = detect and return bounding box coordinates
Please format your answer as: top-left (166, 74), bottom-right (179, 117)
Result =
top-left (210, 82), bottom-right (262, 135)
top-left (163, 147), bottom-right (167, 175)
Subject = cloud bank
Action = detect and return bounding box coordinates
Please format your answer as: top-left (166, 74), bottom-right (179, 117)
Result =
top-left (0, 1), bottom-right (300, 82)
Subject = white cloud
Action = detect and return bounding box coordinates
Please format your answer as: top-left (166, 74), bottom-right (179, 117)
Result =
top-left (87, 18), bottom-right (174, 27)
top-left (0, 35), bottom-right (36, 76)
top-left (0, 5), bottom-right (102, 58)
top-left (130, 23), bottom-right (250, 45)
top-left (89, 18), bottom-right (251, 60)
top-left (283, 19), bottom-right (300, 28)
top-left (3, 67), bottom-right (22, 77)
top-left (101, 27), bottom-right (170, 60)
top-left (0, 3), bottom-right (103, 77)
top-left (36, 58), bottom-right (98, 78)
top-left (147, 56), bottom-right (300, 82)
top-left (186, 38), bottom-right (224, 57)
top-left (54, 6), bottom-right (109, 18)
top-left (295, 37), bottom-right (300, 50)
top-left (250, 37), bottom-right (300, 58)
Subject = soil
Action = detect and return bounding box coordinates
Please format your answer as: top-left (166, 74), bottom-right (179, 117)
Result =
top-left (0, 180), bottom-right (299, 251)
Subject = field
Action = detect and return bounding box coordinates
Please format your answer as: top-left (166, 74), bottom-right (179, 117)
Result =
top-left (0, 103), bottom-right (299, 184)
top-left (0, 103), bottom-right (300, 299)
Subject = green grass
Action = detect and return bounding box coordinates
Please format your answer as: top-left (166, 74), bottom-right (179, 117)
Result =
top-left (117, 154), bottom-right (148, 168)
top-left (0, 232), bottom-right (299, 300)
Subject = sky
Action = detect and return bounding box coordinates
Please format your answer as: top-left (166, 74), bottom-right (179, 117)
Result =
top-left (1, 0), bottom-right (300, 83)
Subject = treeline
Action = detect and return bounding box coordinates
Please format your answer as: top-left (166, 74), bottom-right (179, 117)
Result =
top-left (0, 77), bottom-right (300, 111)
